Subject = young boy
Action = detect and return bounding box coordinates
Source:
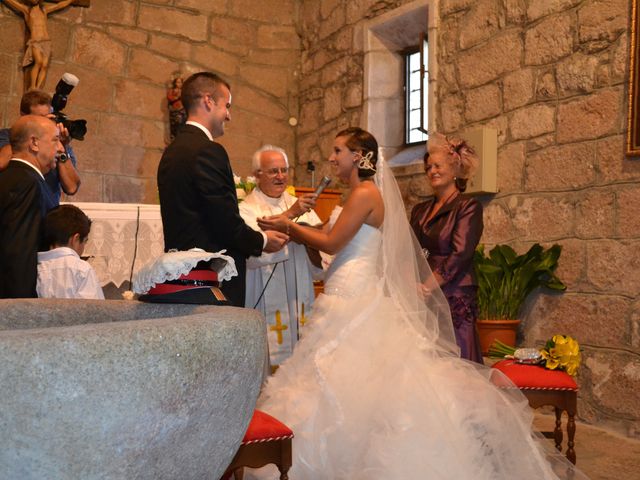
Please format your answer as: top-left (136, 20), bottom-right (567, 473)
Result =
top-left (37, 204), bottom-right (104, 299)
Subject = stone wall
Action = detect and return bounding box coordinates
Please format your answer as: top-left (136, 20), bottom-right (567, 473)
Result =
top-left (434, 0), bottom-right (639, 436)
top-left (296, 0), bottom-right (419, 186)
top-left (0, 0), bottom-right (300, 203)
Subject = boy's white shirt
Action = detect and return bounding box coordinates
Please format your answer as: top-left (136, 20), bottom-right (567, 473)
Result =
top-left (37, 247), bottom-right (105, 299)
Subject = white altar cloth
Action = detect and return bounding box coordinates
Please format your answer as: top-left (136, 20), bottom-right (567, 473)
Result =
top-left (66, 202), bottom-right (164, 288)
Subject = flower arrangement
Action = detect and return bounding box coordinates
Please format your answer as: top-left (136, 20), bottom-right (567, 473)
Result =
top-left (488, 334), bottom-right (582, 376)
top-left (285, 185), bottom-right (297, 197)
top-left (234, 174), bottom-right (256, 201)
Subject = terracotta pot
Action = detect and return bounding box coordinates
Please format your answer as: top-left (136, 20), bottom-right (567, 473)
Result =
top-left (476, 319), bottom-right (521, 355)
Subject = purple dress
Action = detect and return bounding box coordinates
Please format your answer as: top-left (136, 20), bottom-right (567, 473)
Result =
top-left (410, 194), bottom-right (484, 363)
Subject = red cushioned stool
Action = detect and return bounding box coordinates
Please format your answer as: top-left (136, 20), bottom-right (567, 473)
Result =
top-left (492, 359), bottom-right (578, 464)
top-left (223, 409), bottom-right (293, 480)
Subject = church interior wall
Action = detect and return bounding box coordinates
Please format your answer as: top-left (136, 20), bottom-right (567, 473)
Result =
top-left (436, 0), bottom-right (639, 436)
top-left (0, 0), bottom-right (301, 203)
top-left (1, 0), bottom-right (638, 437)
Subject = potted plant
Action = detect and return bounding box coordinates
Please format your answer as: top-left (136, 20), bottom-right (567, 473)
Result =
top-left (473, 243), bottom-right (566, 355)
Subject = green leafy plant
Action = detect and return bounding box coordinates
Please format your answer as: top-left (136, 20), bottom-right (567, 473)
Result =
top-left (473, 244), bottom-right (566, 320)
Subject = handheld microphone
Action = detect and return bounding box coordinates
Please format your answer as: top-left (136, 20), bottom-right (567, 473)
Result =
top-left (313, 176), bottom-right (331, 198)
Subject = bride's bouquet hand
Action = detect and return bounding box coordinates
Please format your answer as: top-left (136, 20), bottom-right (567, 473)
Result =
top-left (257, 214), bottom-right (290, 234)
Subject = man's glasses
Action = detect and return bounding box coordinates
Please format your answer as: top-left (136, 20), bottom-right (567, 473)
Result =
top-left (260, 167), bottom-right (289, 176)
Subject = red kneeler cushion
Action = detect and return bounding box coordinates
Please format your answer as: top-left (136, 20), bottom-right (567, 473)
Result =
top-left (242, 410), bottom-right (294, 445)
top-left (492, 359), bottom-right (578, 391)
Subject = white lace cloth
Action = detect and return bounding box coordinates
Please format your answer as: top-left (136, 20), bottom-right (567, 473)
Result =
top-left (132, 249), bottom-right (237, 295)
top-left (65, 202), bottom-right (164, 288)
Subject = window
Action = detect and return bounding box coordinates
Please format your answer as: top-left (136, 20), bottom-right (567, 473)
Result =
top-left (404, 34), bottom-right (428, 145)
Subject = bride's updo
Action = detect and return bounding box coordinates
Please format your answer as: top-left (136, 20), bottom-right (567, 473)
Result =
top-left (336, 127), bottom-right (379, 178)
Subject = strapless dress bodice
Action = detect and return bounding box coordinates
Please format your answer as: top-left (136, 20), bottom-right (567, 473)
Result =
top-left (324, 222), bottom-right (382, 297)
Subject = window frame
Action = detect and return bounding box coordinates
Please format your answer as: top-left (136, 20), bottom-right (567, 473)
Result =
top-left (403, 33), bottom-right (428, 146)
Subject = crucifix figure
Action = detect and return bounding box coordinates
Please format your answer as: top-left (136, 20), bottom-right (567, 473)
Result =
top-left (3, 0), bottom-right (84, 90)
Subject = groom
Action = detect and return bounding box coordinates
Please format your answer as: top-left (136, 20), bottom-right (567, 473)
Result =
top-left (158, 72), bottom-right (288, 306)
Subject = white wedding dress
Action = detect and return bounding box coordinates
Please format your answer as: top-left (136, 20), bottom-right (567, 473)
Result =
top-left (248, 161), bottom-right (587, 480)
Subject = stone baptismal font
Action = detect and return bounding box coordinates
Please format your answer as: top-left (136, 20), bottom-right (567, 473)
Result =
top-left (0, 299), bottom-right (267, 479)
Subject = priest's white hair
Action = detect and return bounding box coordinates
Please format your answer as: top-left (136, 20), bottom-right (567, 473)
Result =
top-left (252, 145), bottom-right (289, 172)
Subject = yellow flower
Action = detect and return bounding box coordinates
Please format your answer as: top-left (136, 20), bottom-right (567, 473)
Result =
top-left (539, 335), bottom-right (581, 376)
top-left (286, 185), bottom-right (296, 196)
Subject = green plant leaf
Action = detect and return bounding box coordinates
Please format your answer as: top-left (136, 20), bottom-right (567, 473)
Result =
top-left (473, 243), bottom-right (567, 320)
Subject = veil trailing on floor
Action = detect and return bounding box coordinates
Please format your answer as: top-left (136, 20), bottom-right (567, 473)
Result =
top-left (374, 155), bottom-right (459, 357)
top-left (372, 154), bottom-right (589, 480)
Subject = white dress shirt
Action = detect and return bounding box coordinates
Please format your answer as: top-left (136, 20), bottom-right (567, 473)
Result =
top-left (37, 247), bottom-right (105, 299)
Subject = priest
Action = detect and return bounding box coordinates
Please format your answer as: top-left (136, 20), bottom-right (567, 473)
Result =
top-left (240, 145), bottom-right (323, 367)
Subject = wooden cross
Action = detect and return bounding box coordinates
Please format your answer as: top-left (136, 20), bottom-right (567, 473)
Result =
top-left (3, 0), bottom-right (90, 89)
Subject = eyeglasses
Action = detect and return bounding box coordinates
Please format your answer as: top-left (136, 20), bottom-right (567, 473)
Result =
top-left (260, 167), bottom-right (289, 176)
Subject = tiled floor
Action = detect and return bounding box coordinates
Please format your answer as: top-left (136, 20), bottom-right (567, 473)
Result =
top-left (533, 414), bottom-right (640, 480)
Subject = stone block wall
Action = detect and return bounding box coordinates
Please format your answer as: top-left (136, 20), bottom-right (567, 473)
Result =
top-left (0, 0), bottom-right (300, 203)
top-left (432, 0), bottom-right (638, 436)
top-left (295, 0), bottom-right (419, 186)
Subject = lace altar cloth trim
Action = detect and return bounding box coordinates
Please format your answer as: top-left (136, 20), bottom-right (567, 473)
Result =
top-left (64, 202), bottom-right (165, 288)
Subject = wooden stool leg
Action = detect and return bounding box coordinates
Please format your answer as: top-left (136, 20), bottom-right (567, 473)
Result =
top-left (278, 466), bottom-right (290, 480)
top-left (566, 411), bottom-right (576, 465)
top-left (554, 407), bottom-right (564, 452)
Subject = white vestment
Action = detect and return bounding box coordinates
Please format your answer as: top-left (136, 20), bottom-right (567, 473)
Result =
top-left (240, 188), bottom-right (323, 365)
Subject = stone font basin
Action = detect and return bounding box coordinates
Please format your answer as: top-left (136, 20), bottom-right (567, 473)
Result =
top-left (0, 299), bottom-right (266, 480)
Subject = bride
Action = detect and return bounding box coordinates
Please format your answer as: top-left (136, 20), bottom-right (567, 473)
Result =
top-left (253, 127), bottom-right (587, 479)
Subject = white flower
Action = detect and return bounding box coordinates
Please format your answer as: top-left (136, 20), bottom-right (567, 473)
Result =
top-left (245, 175), bottom-right (256, 184)
top-left (233, 173), bottom-right (242, 186)
top-left (236, 188), bottom-right (247, 200)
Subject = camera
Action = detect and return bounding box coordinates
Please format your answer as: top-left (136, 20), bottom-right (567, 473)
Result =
top-left (51, 73), bottom-right (87, 141)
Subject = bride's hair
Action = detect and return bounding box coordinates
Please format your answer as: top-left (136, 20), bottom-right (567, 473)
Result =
top-left (336, 127), bottom-right (378, 178)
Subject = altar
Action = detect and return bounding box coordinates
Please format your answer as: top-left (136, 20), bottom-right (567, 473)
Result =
top-left (66, 202), bottom-right (164, 290)
top-left (69, 191), bottom-right (341, 295)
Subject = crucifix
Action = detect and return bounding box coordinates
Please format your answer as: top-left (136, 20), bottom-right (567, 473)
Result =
top-left (2, 0), bottom-right (90, 90)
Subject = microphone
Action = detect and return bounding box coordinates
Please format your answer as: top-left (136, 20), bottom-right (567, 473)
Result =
top-left (313, 176), bottom-right (331, 198)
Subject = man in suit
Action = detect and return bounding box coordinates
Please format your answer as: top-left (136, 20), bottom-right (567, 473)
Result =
top-left (0, 115), bottom-right (64, 298)
top-left (158, 72), bottom-right (288, 307)
top-left (0, 89), bottom-right (81, 205)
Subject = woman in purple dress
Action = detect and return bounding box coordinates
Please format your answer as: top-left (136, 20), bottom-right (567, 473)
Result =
top-left (410, 133), bottom-right (484, 363)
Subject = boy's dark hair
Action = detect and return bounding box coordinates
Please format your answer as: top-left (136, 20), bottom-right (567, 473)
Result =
top-left (43, 205), bottom-right (92, 248)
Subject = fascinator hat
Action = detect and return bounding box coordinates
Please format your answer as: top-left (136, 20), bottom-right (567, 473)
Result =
top-left (426, 132), bottom-right (479, 192)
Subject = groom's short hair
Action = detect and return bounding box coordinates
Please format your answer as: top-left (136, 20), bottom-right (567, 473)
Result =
top-left (181, 72), bottom-right (231, 113)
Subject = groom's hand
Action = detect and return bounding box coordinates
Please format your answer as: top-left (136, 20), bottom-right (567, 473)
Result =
top-left (263, 230), bottom-right (289, 253)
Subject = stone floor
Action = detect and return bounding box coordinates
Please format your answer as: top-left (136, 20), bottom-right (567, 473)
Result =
top-left (533, 414), bottom-right (640, 480)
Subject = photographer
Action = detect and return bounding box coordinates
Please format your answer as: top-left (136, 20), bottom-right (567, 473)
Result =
top-left (0, 89), bottom-right (80, 204)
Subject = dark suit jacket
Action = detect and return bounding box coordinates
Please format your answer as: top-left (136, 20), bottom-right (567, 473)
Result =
top-left (0, 161), bottom-right (55, 298)
top-left (410, 194), bottom-right (483, 295)
top-left (158, 124), bottom-right (263, 306)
